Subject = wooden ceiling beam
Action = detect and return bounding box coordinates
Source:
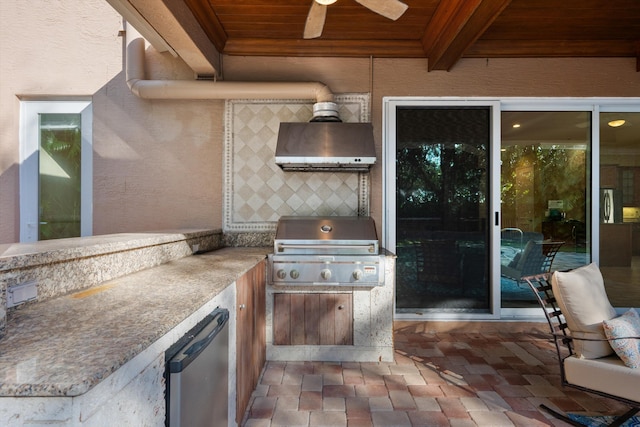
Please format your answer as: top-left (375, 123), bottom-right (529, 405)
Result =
top-left (422, 0), bottom-right (512, 71)
top-left (421, 0), bottom-right (482, 70)
top-left (118, 0), bottom-right (221, 76)
top-left (147, 0), bottom-right (639, 72)
top-left (466, 39), bottom-right (640, 58)
top-left (222, 38), bottom-right (426, 58)
top-left (183, 0), bottom-right (228, 53)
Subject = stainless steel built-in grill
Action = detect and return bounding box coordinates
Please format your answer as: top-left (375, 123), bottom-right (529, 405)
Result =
top-left (268, 216), bottom-right (385, 287)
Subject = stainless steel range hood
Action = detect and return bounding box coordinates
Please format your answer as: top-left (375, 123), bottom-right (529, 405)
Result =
top-left (275, 122), bottom-right (376, 172)
top-left (275, 102), bottom-right (376, 172)
top-left (276, 122), bottom-right (376, 172)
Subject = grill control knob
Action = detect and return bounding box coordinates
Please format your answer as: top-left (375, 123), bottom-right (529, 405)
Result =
top-left (320, 269), bottom-right (332, 280)
top-left (290, 270), bottom-right (300, 279)
top-left (276, 269), bottom-right (287, 280)
top-left (352, 269), bottom-right (363, 281)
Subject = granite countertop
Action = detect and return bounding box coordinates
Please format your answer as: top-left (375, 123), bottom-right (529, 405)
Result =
top-left (0, 229), bottom-right (219, 271)
top-left (0, 247), bottom-right (268, 397)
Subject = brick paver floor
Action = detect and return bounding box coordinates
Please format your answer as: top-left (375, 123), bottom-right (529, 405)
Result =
top-left (241, 321), bottom-right (631, 426)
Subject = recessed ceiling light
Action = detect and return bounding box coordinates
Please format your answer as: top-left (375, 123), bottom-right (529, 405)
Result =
top-left (512, 123), bottom-right (521, 128)
top-left (608, 119), bottom-right (626, 128)
top-left (315, 0), bottom-right (337, 4)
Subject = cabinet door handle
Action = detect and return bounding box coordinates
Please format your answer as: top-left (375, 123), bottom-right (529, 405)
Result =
top-left (239, 304), bottom-right (246, 310)
top-left (337, 305), bottom-right (344, 310)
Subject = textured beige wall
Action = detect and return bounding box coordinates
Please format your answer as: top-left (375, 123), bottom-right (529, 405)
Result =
top-left (2, 0), bottom-right (639, 244)
top-left (91, 49), bottom-right (224, 236)
top-left (0, 0), bottom-right (223, 243)
top-left (0, 1), bottom-right (123, 243)
top-left (367, 57), bottom-right (640, 228)
top-left (225, 56), bottom-right (640, 228)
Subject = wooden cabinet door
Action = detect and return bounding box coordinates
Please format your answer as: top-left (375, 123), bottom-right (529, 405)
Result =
top-left (321, 293), bottom-right (352, 346)
top-left (236, 260), bottom-right (266, 424)
top-left (273, 293), bottom-right (352, 346)
top-left (600, 165), bottom-right (619, 188)
top-left (250, 261), bottom-right (266, 387)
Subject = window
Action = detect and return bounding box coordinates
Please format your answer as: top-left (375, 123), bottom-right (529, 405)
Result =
top-left (20, 100), bottom-right (92, 242)
top-left (599, 110), bottom-right (640, 308)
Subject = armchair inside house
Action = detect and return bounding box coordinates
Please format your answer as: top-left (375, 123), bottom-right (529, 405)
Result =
top-left (524, 265), bottom-right (639, 426)
top-left (501, 238), bottom-right (564, 285)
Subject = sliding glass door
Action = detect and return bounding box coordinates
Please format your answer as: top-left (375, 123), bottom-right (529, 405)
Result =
top-left (385, 98), bottom-right (639, 319)
top-left (500, 110), bottom-right (591, 308)
top-left (385, 100), bottom-right (500, 317)
top-left (599, 110), bottom-right (640, 308)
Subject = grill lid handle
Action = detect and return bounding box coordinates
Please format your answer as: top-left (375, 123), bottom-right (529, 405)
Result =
top-left (276, 243), bottom-right (376, 253)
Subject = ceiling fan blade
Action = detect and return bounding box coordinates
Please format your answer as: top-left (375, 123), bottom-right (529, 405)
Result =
top-left (303, 1), bottom-right (327, 39)
top-left (355, 0), bottom-right (408, 20)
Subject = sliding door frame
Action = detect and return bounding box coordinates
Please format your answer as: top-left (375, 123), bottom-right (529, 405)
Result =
top-left (384, 97), bottom-right (640, 320)
top-left (383, 97), bottom-right (501, 320)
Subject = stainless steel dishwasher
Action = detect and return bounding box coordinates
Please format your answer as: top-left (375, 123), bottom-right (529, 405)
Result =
top-left (165, 307), bottom-right (229, 427)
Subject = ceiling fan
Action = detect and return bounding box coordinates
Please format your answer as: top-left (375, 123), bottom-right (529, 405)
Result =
top-left (304, 0), bottom-right (408, 39)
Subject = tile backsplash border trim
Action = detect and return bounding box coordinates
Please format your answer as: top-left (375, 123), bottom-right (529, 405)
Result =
top-left (223, 94), bottom-right (371, 232)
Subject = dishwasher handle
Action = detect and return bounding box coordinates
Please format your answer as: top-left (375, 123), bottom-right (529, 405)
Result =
top-left (168, 308), bottom-right (229, 373)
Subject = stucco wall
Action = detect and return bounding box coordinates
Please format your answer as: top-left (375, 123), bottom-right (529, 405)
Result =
top-left (368, 57), bottom-right (640, 228)
top-left (1, 0), bottom-right (639, 244)
top-left (0, 0), bottom-right (223, 243)
top-left (92, 60), bottom-right (224, 236)
top-left (226, 55), bottom-right (640, 228)
top-left (1, 1), bottom-right (117, 242)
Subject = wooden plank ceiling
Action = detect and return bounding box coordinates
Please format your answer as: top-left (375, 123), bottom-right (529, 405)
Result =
top-left (177, 0), bottom-right (640, 71)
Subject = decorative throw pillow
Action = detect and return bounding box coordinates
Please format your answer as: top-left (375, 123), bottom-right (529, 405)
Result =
top-left (602, 308), bottom-right (640, 369)
top-left (551, 263), bottom-right (617, 359)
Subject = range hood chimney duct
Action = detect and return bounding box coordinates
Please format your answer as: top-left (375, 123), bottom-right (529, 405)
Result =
top-left (310, 102), bottom-right (341, 122)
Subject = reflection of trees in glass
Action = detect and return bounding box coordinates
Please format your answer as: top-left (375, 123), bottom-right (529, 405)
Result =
top-left (397, 142), bottom-right (486, 223)
top-left (501, 145), bottom-right (586, 225)
top-left (39, 116), bottom-right (81, 240)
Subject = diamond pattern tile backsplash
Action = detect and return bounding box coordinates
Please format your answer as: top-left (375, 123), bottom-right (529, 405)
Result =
top-left (224, 95), bottom-right (370, 232)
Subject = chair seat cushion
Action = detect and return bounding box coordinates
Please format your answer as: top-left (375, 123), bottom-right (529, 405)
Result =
top-left (564, 355), bottom-right (640, 403)
top-left (603, 308), bottom-right (640, 368)
top-left (551, 263), bottom-right (617, 359)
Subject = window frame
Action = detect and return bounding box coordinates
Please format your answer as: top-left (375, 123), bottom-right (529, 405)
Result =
top-left (19, 99), bottom-right (93, 242)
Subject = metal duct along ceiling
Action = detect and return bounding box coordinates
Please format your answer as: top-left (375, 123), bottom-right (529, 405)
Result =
top-left (124, 26), bottom-right (377, 173)
top-left (124, 24), bottom-right (334, 103)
